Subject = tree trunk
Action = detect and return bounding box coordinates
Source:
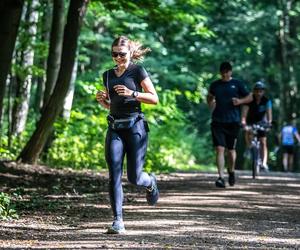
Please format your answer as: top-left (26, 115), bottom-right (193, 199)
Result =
top-left (62, 59), bottom-right (77, 120)
top-left (7, 74), bottom-right (18, 148)
top-left (34, 0), bottom-right (52, 112)
top-left (42, 59), bottom-right (78, 158)
top-left (277, 0), bottom-right (293, 125)
top-left (10, 0), bottom-right (39, 135)
top-left (18, 0), bottom-right (89, 164)
top-left (288, 1), bottom-right (299, 120)
top-left (0, 0), bottom-right (24, 135)
top-left (42, 0), bottom-right (66, 109)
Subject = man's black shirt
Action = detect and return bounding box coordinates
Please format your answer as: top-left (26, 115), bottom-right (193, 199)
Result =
top-left (209, 79), bottom-right (249, 123)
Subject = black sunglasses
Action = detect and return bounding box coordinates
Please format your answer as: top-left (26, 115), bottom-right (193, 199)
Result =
top-left (111, 51), bottom-right (128, 58)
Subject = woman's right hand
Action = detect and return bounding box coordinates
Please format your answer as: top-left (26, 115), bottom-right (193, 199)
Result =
top-left (96, 90), bottom-right (110, 109)
top-left (96, 90), bottom-right (108, 103)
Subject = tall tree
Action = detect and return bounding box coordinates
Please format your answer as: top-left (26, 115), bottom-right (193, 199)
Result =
top-left (10, 0), bottom-right (39, 135)
top-left (62, 59), bottom-right (77, 120)
top-left (276, 0), bottom-right (297, 123)
top-left (42, 0), bottom-right (66, 109)
top-left (0, 0), bottom-right (24, 134)
top-left (34, 0), bottom-right (52, 112)
top-left (18, 0), bottom-right (89, 164)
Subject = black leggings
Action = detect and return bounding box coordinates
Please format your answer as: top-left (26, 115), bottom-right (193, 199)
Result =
top-left (105, 119), bottom-right (152, 218)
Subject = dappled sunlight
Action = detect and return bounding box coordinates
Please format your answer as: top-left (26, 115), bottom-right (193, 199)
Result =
top-left (126, 206), bottom-right (248, 214)
top-left (244, 182), bottom-right (300, 188)
top-left (250, 205), bottom-right (279, 210)
top-left (161, 190), bottom-right (262, 196)
top-left (0, 220), bottom-right (71, 232)
top-left (285, 183), bottom-right (300, 188)
top-left (0, 240), bottom-right (161, 250)
top-left (274, 194), bottom-right (300, 200)
top-left (221, 234), bottom-right (300, 246)
top-left (1, 169), bottom-right (300, 249)
top-left (238, 174), bottom-right (300, 182)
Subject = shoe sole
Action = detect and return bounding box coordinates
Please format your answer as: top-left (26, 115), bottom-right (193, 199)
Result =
top-left (228, 173), bottom-right (235, 187)
top-left (228, 179), bottom-right (235, 186)
top-left (106, 227), bottom-right (126, 234)
top-left (215, 179), bottom-right (226, 188)
top-left (147, 174), bottom-right (159, 205)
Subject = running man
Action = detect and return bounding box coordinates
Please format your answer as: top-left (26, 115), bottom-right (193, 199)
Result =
top-left (207, 61), bottom-right (252, 188)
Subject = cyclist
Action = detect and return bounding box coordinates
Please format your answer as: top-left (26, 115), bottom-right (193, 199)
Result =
top-left (280, 121), bottom-right (300, 172)
top-left (241, 81), bottom-right (272, 171)
top-left (207, 61), bottom-right (252, 188)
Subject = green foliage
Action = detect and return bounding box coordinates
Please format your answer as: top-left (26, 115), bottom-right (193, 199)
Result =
top-left (43, 83), bottom-right (213, 172)
top-left (0, 135), bottom-right (29, 160)
top-left (2, 0), bottom-right (217, 172)
top-left (46, 110), bottom-right (107, 170)
top-left (5, 0), bottom-right (300, 172)
top-left (142, 89), bottom-right (214, 172)
top-left (0, 141), bottom-right (16, 159)
top-left (0, 192), bottom-right (19, 220)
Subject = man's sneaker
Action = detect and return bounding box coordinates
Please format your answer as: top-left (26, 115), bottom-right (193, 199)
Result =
top-left (228, 172), bottom-right (235, 186)
top-left (107, 216), bottom-right (125, 234)
top-left (146, 173), bottom-right (159, 205)
top-left (215, 177), bottom-right (226, 188)
top-left (260, 164), bottom-right (269, 172)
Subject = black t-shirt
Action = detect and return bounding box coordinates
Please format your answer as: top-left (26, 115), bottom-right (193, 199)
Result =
top-left (209, 78), bottom-right (249, 123)
top-left (103, 63), bottom-right (148, 117)
top-left (246, 95), bottom-right (271, 124)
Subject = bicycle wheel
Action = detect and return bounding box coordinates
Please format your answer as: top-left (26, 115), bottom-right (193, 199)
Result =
top-left (250, 147), bottom-right (259, 179)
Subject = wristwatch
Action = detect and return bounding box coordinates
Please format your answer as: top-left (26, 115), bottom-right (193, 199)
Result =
top-left (132, 91), bottom-right (138, 98)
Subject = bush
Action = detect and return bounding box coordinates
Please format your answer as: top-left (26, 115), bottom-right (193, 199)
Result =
top-left (0, 80), bottom-right (214, 173)
top-left (143, 89), bottom-right (214, 172)
top-left (45, 87), bottom-right (214, 172)
top-left (46, 111), bottom-right (107, 169)
top-left (0, 192), bottom-right (19, 220)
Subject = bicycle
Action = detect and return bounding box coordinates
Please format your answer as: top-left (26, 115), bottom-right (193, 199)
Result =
top-left (243, 123), bottom-right (271, 179)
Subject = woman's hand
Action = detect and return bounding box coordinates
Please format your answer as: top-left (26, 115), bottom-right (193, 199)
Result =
top-left (96, 90), bottom-right (108, 102)
top-left (96, 90), bottom-right (110, 109)
top-left (114, 85), bottom-right (133, 97)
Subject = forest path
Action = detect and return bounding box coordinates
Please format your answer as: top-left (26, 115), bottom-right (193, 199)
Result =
top-left (0, 161), bottom-right (299, 249)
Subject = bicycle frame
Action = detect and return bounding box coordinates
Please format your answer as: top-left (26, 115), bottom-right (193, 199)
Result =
top-left (249, 130), bottom-right (262, 179)
top-left (244, 123), bottom-right (270, 179)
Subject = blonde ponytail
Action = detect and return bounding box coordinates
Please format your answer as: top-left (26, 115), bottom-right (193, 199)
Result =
top-left (129, 40), bottom-right (151, 61)
top-left (112, 36), bottom-right (151, 61)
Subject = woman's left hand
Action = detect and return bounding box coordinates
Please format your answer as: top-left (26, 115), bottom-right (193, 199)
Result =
top-left (114, 85), bottom-right (133, 97)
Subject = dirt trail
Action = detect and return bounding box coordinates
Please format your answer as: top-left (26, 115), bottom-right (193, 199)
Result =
top-left (0, 161), bottom-right (299, 249)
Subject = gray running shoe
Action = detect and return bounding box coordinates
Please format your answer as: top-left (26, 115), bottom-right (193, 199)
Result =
top-left (260, 164), bottom-right (269, 172)
top-left (228, 172), bottom-right (235, 186)
top-left (107, 216), bottom-right (126, 234)
top-left (146, 173), bottom-right (159, 205)
top-left (215, 177), bottom-right (226, 188)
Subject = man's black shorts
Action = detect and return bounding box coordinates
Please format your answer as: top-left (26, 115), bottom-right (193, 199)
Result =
top-left (211, 121), bottom-right (240, 150)
top-left (282, 145), bottom-right (294, 154)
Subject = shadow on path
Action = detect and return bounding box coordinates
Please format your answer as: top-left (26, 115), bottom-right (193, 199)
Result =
top-left (0, 161), bottom-right (299, 249)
